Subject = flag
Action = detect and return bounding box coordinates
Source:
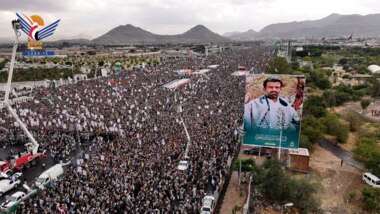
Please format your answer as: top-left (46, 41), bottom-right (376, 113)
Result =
top-left (348, 33), bottom-right (353, 41)
top-left (50, 82), bottom-right (56, 91)
top-left (41, 97), bottom-right (50, 104)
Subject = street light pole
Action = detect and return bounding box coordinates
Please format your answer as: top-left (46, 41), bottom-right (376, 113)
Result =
top-left (237, 126), bottom-right (245, 192)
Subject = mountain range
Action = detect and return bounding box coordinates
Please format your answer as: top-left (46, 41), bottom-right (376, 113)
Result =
top-left (2, 13), bottom-right (380, 45)
top-left (92, 24), bottom-right (228, 45)
top-left (225, 13), bottom-right (380, 40)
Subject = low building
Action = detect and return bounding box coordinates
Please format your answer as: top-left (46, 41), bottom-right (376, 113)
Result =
top-left (73, 74), bottom-right (88, 82)
top-left (287, 148), bottom-right (310, 173)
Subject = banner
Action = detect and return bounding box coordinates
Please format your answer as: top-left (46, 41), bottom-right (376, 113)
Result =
top-left (243, 74), bottom-right (305, 149)
top-left (22, 51), bottom-right (55, 57)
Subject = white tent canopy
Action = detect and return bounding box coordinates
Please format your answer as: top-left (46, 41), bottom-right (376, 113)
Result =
top-left (368, 65), bottom-right (380, 74)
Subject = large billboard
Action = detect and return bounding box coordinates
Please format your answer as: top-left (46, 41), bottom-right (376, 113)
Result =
top-left (243, 74), bottom-right (305, 149)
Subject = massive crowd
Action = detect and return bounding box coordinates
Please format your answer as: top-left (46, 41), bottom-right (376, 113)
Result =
top-left (0, 47), bottom-right (272, 213)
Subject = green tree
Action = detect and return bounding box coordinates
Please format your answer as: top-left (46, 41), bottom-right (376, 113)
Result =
top-left (334, 91), bottom-right (351, 105)
top-left (365, 152), bottom-right (380, 177)
top-left (0, 60), bottom-right (7, 70)
top-left (251, 164), bottom-right (266, 185)
top-left (339, 58), bottom-right (348, 65)
top-left (371, 79), bottom-right (380, 98)
top-left (234, 158), bottom-right (255, 172)
top-left (252, 160), bottom-right (320, 212)
top-left (300, 134), bottom-right (314, 152)
top-left (323, 90), bottom-right (336, 108)
top-left (289, 178), bottom-right (320, 212)
top-left (360, 99), bottom-right (371, 110)
top-left (321, 114), bottom-right (349, 143)
top-left (261, 160), bottom-right (287, 201)
top-left (301, 115), bottom-right (325, 144)
top-left (362, 187), bottom-right (380, 211)
top-left (265, 57), bottom-right (290, 74)
top-left (303, 95), bottom-right (327, 117)
top-left (344, 111), bottom-right (364, 132)
top-left (291, 61), bottom-right (300, 70)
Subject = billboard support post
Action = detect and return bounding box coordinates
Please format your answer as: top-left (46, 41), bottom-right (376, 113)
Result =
top-left (278, 114), bottom-right (283, 160)
top-left (278, 128), bottom-right (282, 160)
top-left (238, 158), bottom-right (242, 191)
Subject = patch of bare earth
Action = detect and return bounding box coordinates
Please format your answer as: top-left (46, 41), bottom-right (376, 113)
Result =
top-left (340, 132), bottom-right (358, 152)
top-left (221, 144), bottom-right (368, 214)
top-left (309, 144), bottom-right (366, 214)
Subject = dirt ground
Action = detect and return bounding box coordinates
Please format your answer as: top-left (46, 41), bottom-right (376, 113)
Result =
top-left (309, 144), bottom-right (366, 214)
top-left (334, 99), bottom-right (380, 123)
top-left (220, 145), bottom-right (367, 214)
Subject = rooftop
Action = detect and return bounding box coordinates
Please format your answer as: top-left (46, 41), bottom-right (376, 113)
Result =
top-left (288, 148), bottom-right (309, 156)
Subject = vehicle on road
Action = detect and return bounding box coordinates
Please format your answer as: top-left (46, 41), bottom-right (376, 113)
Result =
top-left (0, 169), bottom-right (13, 179)
top-left (201, 195), bottom-right (215, 214)
top-left (1, 184), bottom-right (38, 212)
top-left (363, 172), bottom-right (380, 188)
top-left (0, 147), bottom-right (46, 175)
top-left (35, 164), bottom-right (64, 188)
top-left (177, 160), bottom-right (189, 170)
top-left (0, 172), bottom-right (22, 197)
top-left (1, 191), bottom-right (26, 210)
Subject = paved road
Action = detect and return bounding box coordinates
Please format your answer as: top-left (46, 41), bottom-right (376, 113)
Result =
top-left (0, 143), bottom-right (86, 205)
top-left (318, 139), bottom-right (365, 170)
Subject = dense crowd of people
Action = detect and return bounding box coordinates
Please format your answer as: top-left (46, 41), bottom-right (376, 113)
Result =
top-left (0, 47), bottom-right (272, 213)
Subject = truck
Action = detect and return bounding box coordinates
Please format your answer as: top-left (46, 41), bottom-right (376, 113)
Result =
top-left (35, 164), bottom-right (65, 189)
top-left (0, 20), bottom-right (46, 176)
top-left (0, 140), bottom-right (47, 174)
top-left (1, 184), bottom-right (38, 213)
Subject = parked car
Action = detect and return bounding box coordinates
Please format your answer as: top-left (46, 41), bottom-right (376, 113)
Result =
top-left (363, 172), bottom-right (380, 188)
top-left (243, 147), bottom-right (260, 155)
top-left (1, 184), bottom-right (38, 212)
top-left (0, 172), bottom-right (22, 197)
top-left (1, 191), bottom-right (27, 210)
top-left (177, 160), bottom-right (189, 170)
top-left (35, 164), bottom-right (64, 188)
top-left (201, 195), bottom-right (215, 214)
top-left (0, 169), bottom-right (13, 179)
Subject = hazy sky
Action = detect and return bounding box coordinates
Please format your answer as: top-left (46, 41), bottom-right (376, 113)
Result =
top-left (0, 0), bottom-right (379, 40)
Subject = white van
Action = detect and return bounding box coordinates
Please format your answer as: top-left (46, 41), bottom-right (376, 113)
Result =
top-left (363, 172), bottom-right (380, 188)
top-left (35, 164), bottom-right (64, 188)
